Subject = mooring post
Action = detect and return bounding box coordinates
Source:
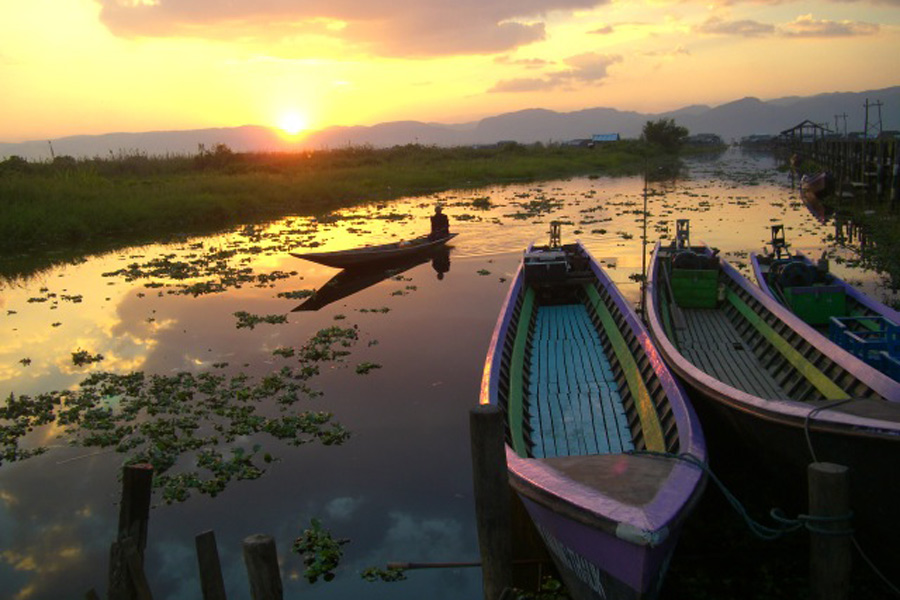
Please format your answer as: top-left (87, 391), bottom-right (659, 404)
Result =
top-left (118, 464), bottom-right (154, 552)
top-left (808, 462), bottom-right (852, 600)
top-left (242, 534), bottom-right (283, 600)
top-left (470, 405), bottom-right (513, 600)
top-left (109, 463), bottom-right (155, 600)
top-left (196, 530), bottom-right (228, 600)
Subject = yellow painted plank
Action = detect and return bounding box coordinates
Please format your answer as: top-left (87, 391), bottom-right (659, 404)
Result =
top-left (725, 289), bottom-right (850, 401)
top-left (584, 284), bottom-right (666, 452)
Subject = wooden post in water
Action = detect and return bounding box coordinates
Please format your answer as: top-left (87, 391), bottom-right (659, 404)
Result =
top-left (109, 464), bottom-right (155, 600)
top-left (808, 463), bottom-right (852, 600)
top-left (470, 405), bottom-right (513, 600)
top-left (242, 534), bottom-right (283, 600)
top-left (196, 530), bottom-right (228, 600)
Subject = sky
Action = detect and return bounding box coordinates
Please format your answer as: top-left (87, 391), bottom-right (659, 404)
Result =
top-left (0, 0), bottom-right (898, 142)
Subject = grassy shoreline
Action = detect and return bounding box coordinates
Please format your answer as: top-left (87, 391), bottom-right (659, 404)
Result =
top-left (0, 142), bottom-right (674, 279)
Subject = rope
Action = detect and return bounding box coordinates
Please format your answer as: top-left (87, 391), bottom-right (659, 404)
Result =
top-left (803, 398), bottom-right (854, 463)
top-left (631, 449), bottom-right (900, 595)
top-left (627, 450), bottom-right (853, 540)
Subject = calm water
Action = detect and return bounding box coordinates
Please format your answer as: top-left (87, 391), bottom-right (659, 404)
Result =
top-left (1, 148), bottom-right (895, 599)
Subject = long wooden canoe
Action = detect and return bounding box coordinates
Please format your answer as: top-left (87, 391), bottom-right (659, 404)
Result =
top-left (750, 226), bottom-right (900, 380)
top-left (290, 232), bottom-right (457, 268)
top-left (645, 220), bottom-right (900, 578)
top-left (480, 240), bottom-right (707, 600)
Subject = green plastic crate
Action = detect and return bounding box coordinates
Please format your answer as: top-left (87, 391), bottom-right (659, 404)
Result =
top-left (784, 285), bottom-right (846, 325)
top-left (671, 269), bottom-right (719, 308)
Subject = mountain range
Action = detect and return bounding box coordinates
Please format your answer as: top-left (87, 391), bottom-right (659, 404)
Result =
top-left (3, 86), bottom-right (898, 160)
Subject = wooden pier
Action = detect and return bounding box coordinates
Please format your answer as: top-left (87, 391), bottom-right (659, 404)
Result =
top-left (778, 121), bottom-right (899, 204)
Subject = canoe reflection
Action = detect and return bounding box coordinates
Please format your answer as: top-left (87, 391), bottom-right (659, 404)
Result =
top-left (293, 246), bottom-right (452, 311)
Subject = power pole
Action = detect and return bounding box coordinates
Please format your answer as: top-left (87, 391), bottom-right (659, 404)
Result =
top-left (864, 99), bottom-right (883, 139)
top-left (834, 113), bottom-right (848, 137)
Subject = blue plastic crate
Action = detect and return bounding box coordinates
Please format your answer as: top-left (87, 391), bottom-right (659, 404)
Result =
top-left (829, 316), bottom-right (900, 374)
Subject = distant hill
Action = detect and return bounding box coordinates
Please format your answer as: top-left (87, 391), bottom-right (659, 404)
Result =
top-left (2, 86), bottom-right (898, 160)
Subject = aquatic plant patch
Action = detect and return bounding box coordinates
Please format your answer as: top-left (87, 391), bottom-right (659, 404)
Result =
top-left (0, 325), bottom-right (373, 502)
top-left (292, 518), bottom-right (350, 583)
top-left (233, 311), bottom-right (289, 329)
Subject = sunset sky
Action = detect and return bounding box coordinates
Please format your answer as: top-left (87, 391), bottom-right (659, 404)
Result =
top-left (1, 0), bottom-right (898, 142)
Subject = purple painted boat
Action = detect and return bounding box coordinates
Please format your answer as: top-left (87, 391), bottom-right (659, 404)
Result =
top-left (645, 219), bottom-right (900, 578)
top-left (750, 225), bottom-right (900, 380)
top-left (480, 233), bottom-right (707, 600)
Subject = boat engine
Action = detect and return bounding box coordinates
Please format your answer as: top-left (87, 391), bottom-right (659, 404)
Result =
top-left (772, 260), bottom-right (816, 288)
top-left (672, 250), bottom-right (703, 270)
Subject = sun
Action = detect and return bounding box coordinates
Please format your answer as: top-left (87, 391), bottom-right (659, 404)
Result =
top-left (278, 111), bottom-right (309, 136)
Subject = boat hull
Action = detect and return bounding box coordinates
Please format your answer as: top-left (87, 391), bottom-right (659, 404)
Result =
top-left (481, 241), bottom-right (706, 599)
top-left (518, 491), bottom-right (679, 600)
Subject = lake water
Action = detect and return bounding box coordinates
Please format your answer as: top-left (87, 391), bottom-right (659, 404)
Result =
top-left (1, 148), bottom-right (896, 600)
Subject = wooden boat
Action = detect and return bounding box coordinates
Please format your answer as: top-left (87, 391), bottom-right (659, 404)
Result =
top-left (645, 219), bottom-right (900, 577)
top-left (480, 228), bottom-right (707, 600)
top-left (800, 171), bottom-right (833, 196)
top-left (290, 232), bottom-right (457, 268)
top-left (751, 225), bottom-right (900, 380)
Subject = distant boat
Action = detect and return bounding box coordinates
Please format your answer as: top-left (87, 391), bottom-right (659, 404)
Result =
top-left (645, 219), bottom-right (900, 577)
top-left (751, 225), bottom-right (900, 380)
top-left (481, 229), bottom-right (706, 600)
top-left (800, 171), bottom-right (833, 196)
top-left (290, 232), bottom-right (457, 269)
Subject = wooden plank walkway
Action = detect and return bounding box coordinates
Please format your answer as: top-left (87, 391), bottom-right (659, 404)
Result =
top-left (527, 304), bottom-right (634, 458)
top-left (677, 308), bottom-right (791, 401)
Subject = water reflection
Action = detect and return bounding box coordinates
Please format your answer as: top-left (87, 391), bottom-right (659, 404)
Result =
top-left (1, 148), bottom-right (899, 600)
top-left (294, 247), bottom-right (453, 312)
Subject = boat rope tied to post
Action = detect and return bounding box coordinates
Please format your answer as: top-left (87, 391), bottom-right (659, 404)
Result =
top-left (627, 450), bottom-right (853, 540)
top-left (804, 398), bottom-right (855, 464)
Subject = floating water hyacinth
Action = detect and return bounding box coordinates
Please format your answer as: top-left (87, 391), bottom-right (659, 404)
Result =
top-left (0, 325), bottom-right (368, 501)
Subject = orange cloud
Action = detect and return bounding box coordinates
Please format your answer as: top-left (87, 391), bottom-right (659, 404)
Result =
top-left (95, 0), bottom-right (613, 56)
top-left (489, 52), bottom-right (622, 93)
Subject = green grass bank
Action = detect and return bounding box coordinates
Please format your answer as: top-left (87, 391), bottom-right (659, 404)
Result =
top-left (0, 142), bottom-right (661, 256)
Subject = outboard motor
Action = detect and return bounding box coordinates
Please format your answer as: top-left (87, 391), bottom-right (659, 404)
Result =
top-left (774, 260), bottom-right (816, 288)
top-left (672, 250), bottom-right (703, 270)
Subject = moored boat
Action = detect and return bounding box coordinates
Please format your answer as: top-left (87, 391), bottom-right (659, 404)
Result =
top-left (645, 219), bottom-right (900, 578)
top-left (480, 228), bottom-right (707, 600)
top-left (800, 171), bottom-right (833, 196)
top-left (290, 232), bottom-right (457, 268)
top-left (751, 224), bottom-right (900, 380)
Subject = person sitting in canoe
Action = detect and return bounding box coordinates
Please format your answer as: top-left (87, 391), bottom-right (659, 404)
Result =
top-left (428, 205), bottom-right (450, 241)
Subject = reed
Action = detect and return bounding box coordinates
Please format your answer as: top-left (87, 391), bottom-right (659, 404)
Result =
top-left (0, 141), bottom-right (656, 267)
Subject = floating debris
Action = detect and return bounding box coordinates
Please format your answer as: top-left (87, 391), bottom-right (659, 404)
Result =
top-left (71, 349), bottom-right (104, 366)
top-left (355, 362), bottom-right (382, 375)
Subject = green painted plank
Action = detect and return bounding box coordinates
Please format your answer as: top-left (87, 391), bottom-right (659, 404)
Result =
top-left (508, 287), bottom-right (535, 456)
top-left (725, 289), bottom-right (851, 401)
